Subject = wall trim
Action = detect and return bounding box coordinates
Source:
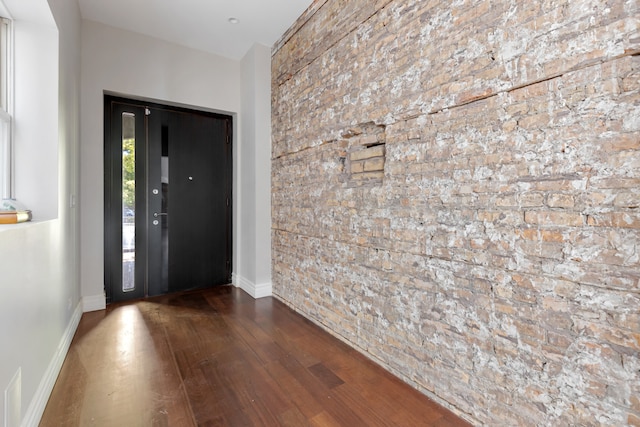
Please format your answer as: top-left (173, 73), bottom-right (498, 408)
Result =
top-left (233, 273), bottom-right (272, 298)
top-left (21, 302), bottom-right (82, 427)
top-left (82, 293), bottom-right (106, 312)
top-left (232, 272), bottom-right (240, 288)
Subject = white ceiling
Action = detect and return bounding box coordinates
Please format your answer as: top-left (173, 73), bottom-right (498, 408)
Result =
top-left (78, 0), bottom-right (314, 60)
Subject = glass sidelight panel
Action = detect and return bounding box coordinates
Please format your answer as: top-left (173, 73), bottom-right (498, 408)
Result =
top-left (122, 112), bottom-right (136, 292)
top-left (160, 125), bottom-right (169, 291)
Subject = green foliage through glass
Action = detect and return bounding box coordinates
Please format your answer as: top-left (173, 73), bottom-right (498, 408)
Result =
top-left (122, 137), bottom-right (135, 211)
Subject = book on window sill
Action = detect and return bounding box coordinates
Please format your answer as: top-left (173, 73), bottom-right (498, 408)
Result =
top-left (0, 210), bottom-right (32, 224)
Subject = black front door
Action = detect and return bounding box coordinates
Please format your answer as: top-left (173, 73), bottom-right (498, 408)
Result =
top-left (104, 96), bottom-right (232, 303)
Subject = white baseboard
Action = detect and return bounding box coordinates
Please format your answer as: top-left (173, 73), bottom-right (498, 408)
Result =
top-left (82, 293), bottom-right (106, 312)
top-left (234, 274), bottom-right (272, 299)
top-left (253, 281), bottom-right (273, 298)
top-left (21, 302), bottom-right (82, 427)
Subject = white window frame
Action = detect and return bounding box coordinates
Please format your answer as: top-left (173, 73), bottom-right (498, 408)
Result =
top-left (0, 15), bottom-right (12, 200)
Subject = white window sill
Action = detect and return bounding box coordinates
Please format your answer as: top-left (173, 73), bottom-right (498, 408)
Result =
top-left (0, 219), bottom-right (53, 233)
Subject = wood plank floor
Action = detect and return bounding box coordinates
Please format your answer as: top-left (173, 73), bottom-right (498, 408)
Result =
top-left (40, 286), bottom-right (472, 426)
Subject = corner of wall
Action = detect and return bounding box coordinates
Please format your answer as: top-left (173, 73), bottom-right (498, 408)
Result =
top-left (82, 293), bottom-right (106, 312)
top-left (234, 273), bottom-right (272, 299)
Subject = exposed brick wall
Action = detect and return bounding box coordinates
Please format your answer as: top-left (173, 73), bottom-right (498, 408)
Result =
top-left (271, 0), bottom-right (640, 425)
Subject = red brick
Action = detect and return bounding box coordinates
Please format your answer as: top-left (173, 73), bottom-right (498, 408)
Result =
top-left (587, 212), bottom-right (640, 229)
top-left (525, 211), bottom-right (584, 227)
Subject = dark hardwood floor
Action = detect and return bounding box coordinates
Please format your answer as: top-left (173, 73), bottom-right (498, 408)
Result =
top-left (40, 286), bottom-right (472, 426)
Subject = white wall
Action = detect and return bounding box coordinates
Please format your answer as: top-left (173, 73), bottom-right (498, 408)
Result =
top-left (237, 43), bottom-right (272, 297)
top-left (0, 0), bottom-right (81, 425)
top-left (80, 21), bottom-right (273, 306)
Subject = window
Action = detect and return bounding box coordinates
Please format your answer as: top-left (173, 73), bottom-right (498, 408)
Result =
top-left (0, 16), bottom-right (11, 200)
top-left (0, 1), bottom-right (59, 221)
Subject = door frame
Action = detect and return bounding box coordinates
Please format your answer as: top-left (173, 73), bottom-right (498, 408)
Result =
top-left (103, 94), bottom-right (233, 304)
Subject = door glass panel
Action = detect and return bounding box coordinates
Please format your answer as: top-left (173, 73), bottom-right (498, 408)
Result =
top-left (122, 112), bottom-right (136, 292)
top-left (161, 125), bottom-right (169, 291)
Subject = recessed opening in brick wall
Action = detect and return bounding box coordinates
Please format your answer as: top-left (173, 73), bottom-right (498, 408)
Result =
top-left (343, 122), bottom-right (386, 187)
